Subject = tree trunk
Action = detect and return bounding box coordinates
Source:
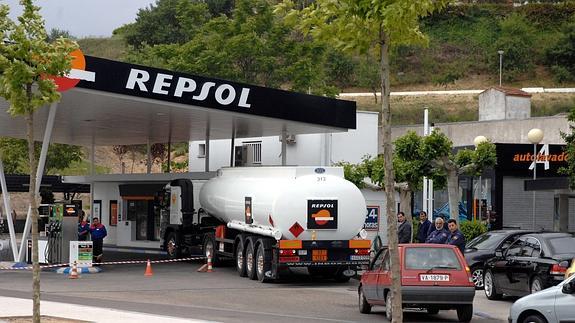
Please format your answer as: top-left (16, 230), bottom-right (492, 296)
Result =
top-left (398, 187), bottom-right (413, 223)
top-left (26, 108), bottom-right (41, 323)
top-left (380, 29), bottom-right (402, 323)
top-left (445, 160), bottom-right (459, 220)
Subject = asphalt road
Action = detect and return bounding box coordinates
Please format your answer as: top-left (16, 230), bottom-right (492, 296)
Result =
top-left (0, 252), bottom-right (513, 322)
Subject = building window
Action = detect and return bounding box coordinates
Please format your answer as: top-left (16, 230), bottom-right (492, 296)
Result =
top-left (244, 141), bottom-right (262, 164)
top-left (198, 144), bottom-right (206, 158)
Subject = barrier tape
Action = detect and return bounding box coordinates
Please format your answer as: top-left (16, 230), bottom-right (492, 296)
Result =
top-left (0, 256), bottom-right (206, 271)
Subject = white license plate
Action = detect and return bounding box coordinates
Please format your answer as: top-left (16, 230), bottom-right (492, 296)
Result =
top-left (350, 255), bottom-right (370, 261)
top-left (419, 274), bottom-right (450, 282)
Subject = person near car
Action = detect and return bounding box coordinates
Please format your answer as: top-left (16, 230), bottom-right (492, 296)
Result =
top-left (397, 211), bottom-right (412, 243)
top-left (90, 217), bottom-right (107, 263)
top-left (446, 219), bottom-right (466, 254)
top-left (416, 211), bottom-right (432, 243)
top-left (425, 217), bottom-right (449, 244)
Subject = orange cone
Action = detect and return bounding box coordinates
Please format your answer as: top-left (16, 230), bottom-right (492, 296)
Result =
top-left (144, 259), bottom-right (153, 277)
top-left (69, 261), bottom-right (79, 279)
top-left (206, 252), bottom-right (213, 273)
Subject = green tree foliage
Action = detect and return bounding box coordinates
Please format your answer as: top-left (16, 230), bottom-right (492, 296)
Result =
top-left (560, 107), bottom-right (575, 189)
top-left (0, 1), bottom-right (77, 321)
top-left (460, 220), bottom-right (487, 242)
top-left (546, 20), bottom-right (575, 83)
top-left (493, 13), bottom-right (536, 81)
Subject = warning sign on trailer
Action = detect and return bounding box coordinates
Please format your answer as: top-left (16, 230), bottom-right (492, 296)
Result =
top-left (307, 199), bottom-right (338, 230)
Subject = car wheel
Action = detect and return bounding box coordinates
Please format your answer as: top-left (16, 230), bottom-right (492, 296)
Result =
top-left (358, 286), bottom-right (371, 314)
top-left (165, 232), bottom-right (180, 259)
top-left (471, 266), bottom-right (484, 289)
top-left (522, 314), bottom-right (547, 323)
top-left (484, 269), bottom-right (502, 300)
top-left (427, 307), bottom-right (439, 315)
top-left (245, 240), bottom-right (257, 280)
top-left (235, 239), bottom-right (246, 277)
top-left (385, 292), bottom-right (392, 321)
top-left (456, 304), bottom-right (473, 322)
top-left (530, 276), bottom-right (544, 294)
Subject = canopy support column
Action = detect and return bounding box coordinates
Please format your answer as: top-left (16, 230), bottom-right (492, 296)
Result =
top-left (281, 128), bottom-right (287, 166)
top-left (18, 103), bottom-right (58, 261)
top-left (205, 121), bottom-right (210, 172)
top-left (0, 154), bottom-right (18, 261)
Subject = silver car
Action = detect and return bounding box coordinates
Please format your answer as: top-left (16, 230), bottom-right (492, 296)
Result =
top-left (509, 274), bottom-right (575, 323)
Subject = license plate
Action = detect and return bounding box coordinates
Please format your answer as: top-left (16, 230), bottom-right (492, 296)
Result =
top-left (419, 274), bottom-right (450, 282)
top-left (312, 249), bottom-right (328, 261)
top-left (350, 255), bottom-right (370, 261)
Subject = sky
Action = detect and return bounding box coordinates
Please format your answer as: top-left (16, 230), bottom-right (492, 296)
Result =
top-left (2, 0), bottom-right (157, 38)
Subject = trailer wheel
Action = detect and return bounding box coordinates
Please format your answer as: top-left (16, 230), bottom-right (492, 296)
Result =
top-left (203, 234), bottom-right (219, 267)
top-left (235, 239), bottom-right (247, 277)
top-left (165, 232), bottom-right (181, 259)
top-left (245, 240), bottom-right (257, 280)
top-left (256, 241), bottom-right (272, 283)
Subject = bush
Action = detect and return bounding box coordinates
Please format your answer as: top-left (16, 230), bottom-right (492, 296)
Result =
top-left (460, 220), bottom-right (488, 243)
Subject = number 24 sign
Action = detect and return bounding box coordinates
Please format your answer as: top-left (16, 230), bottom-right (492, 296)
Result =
top-left (364, 206), bottom-right (380, 231)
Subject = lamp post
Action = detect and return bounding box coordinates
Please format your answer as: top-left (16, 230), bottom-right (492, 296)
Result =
top-left (497, 50), bottom-right (504, 86)
top-left (474, 136), bottom-right (488, 222)
top-left (528, 128), bottom-right (544, 230)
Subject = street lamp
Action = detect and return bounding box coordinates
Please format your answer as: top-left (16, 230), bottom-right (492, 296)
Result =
top-left (497, 50), bottom-right (504, 87)
top-left (528, 128), bottom-right (544, 230)
top-left (474, 136), bottom-right (488, 222)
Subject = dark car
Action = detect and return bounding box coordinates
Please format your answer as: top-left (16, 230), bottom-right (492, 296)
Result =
top-left (359, 244), bottom-right (475, 322)
top-left (465, 230), bottom-right (535, 289)
top-left (483, 232), bottom-right (575, 300)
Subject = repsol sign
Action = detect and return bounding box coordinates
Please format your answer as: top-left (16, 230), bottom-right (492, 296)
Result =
top-left (126, 69), bottom-right (251, 108)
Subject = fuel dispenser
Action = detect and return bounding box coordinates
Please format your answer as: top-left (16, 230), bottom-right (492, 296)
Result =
top-left (29, 201), bottom-right (81, 264)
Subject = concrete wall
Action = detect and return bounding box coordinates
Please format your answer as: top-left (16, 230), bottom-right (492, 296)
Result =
top-left (479, 89), bottom-right (506, 121)
top-left (388, 115), bottom-right (569, 152)
top-left (506, 96), bottom-right (531, 120)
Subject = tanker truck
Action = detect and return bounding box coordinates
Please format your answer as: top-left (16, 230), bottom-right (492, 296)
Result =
top-left (158, 166), bottom-right (371, 283)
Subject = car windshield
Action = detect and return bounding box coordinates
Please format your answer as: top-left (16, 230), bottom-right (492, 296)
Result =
top-left (547, 237), bottom-right (575, 255)
top-left (466, 233), bottom-right (505, 250)
top-left (404, 247), bottom-right (462, 270)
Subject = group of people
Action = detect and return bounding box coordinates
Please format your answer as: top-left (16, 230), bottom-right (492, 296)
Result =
top-left (78, 210), bottom-right (107, 263)
top-left (397, 210), bottom-right (466, 254)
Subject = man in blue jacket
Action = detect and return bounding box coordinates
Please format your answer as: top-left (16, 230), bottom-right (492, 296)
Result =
top-left (446, 219), bottom-right (466, 254)
top-left (425, 217), bottom-right (449, 244)
top-left (416, 211), bottom-right (432, 243)
top-left (90, 217), bottom-right (107, 263)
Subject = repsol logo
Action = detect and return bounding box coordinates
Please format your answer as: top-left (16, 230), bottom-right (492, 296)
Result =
top-left (125, 68), bottom-right (251, 108)
top-left (311, 204), bottom-right (334, 208)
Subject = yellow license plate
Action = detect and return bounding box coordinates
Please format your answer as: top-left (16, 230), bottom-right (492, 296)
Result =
top-left (312, 249), bottom-right (328, 261)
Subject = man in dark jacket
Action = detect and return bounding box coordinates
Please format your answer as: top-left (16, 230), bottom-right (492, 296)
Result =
top-left (416, 211), bottom-right (432, 243)
top-left (447, 219), bottom-right (466, 254)
top-left (397, 212), bottom-right (412, 243)
top-left (90, 217), bottom-right (107, 263)
top-left (425, 217), bottom-right (449, 244)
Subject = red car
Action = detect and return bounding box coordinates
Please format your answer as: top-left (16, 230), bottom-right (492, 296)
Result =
top-left (358, 244), bottom-right (475, 322)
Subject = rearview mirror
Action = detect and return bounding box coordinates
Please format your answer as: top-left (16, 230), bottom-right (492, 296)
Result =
top-left (562, 281), bottom-right (575, 294)
top-left (495, 249), bottom-right (503, 258)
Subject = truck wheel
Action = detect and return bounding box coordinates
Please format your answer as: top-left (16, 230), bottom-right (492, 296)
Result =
top-left (334, 268), bottom-right (352, 283)
top-left (165, 232), bottom-right (181, 259)
top-left (255, 241), bottom-right (272, 283)
top-left (235, 239), bottom-right (247, 277)
top-left (245, 240), bottom-right (257, 280)
top-left (203, 234), bottom-right (219, 267)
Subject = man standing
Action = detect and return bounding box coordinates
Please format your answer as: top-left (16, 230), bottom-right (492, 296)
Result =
top-left (397, 212), bottom-right (412, 244)
top-left (425, 217), bottom-right (449, 244)
top-left (90, 217), bottom-right (107, 263)
top-left (416, 211), bottom-right (432, 243)
top-left (77, 210), bottom-right (90, 241)
top-left (446, 219), bottom-right (466, 254)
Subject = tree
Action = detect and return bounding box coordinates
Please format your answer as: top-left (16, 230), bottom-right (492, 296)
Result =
top-left (277, 1), bottom-right (451, 320)
top-left (420, 130), bottom-right (496, 220)
top-left (560, 108), bottom-right (575, 189)
top-left (546, 20), bottom-right (575, 83)
top-left (0, 2), bottom-right (77, 322)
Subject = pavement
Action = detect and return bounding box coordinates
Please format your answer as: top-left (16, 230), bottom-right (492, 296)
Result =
top-left (0, 296), bottom-right (215, 323)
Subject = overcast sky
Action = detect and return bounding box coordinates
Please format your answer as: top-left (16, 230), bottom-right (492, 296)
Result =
top-left (3, 0), bottom-right (157, 38)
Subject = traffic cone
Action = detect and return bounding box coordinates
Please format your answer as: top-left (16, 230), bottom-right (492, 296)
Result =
top-left (144, 259), bottom-right (153, 277)
top-left (206, 251), bottom-right (213, 273)
top-left (69, 261), bottom-right (79, 279)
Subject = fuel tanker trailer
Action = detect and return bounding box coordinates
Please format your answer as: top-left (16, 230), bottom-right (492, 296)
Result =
top-left (158, 166), bottom-right (371, 283)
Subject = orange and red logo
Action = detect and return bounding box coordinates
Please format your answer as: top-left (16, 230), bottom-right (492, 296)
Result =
top-left (311, 209), bottom-right (334, 226)
top-left (49, 49), bottom-right (95, 92)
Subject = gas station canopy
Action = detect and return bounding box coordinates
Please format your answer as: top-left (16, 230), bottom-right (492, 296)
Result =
top-left (0, 55), bottom-right (357, 146)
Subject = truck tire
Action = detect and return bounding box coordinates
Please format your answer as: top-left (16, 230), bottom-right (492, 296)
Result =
top-left (334, 268), bottom-right (352, 283)
top-left (203, 234), bottom-right (219, 267)
top-left (245, 240), bottom-right (257, 280)
top-left (235, 239), bottom-right (247, 277)
top-left (165, 232), bottom-right (181, 259)
top-left (255, 240), bottom-right (272, 283)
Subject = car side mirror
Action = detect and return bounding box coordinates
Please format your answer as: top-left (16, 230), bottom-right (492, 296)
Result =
top-left (495, 249), bottom-right (503, 258)
top-left (562, 281), bottom-right (575, 294)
